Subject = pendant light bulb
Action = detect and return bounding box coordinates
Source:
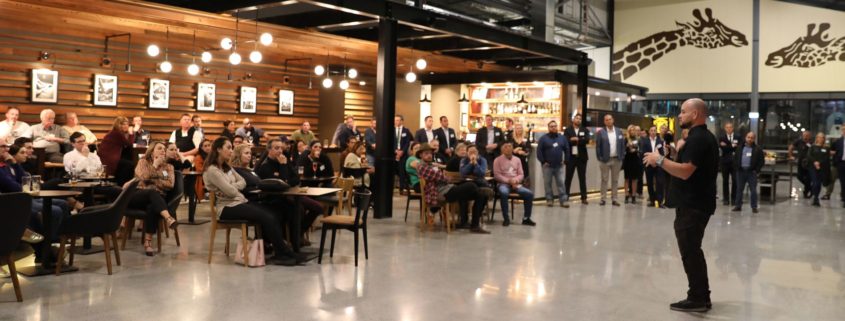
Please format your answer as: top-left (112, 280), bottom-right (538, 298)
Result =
top-left (160, 61), bottom-right (172, 73)
top-left (250, 51), bottom-right (262, 63)
top-left (201, 52), bottom-right (212, 63)
top-left (147, 45), bottom-right (160, 57)
top-left (405, 72), bottom-right (417, 83)
top-left (229, 52), bottom-right (241, 65)
top-left (260, 33), bottom-right (273, 46)
top-left (416, 59), bottom-right (427, 70)
top-left (221, 38), bottom-right (233, 50)
top-left (340, 80), bottom-right (349, 90)
top-left (314, 65), bottom-right (325, 76)
top-left (359, 81), bottom-right (366, 86)
top-left (188, 64), bottom-right (199, 75)
top-left (348, 68), bottom-right (358, 79)
top-left (322, 78), bottom-right (333, 88)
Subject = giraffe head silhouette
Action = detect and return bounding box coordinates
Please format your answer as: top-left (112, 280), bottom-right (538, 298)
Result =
top-left (676, 8), bottom-right (748, 49)
top-left (766, 23), bottom-right (845, 68)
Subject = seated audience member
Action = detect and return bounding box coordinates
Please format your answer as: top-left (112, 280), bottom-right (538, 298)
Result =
top-left (1, 143), bottom-right (69, 264)
top-left (254, 136), bottom-right (291, 172)
top-left (291, 139), bottom-right (307, 165)
top-left (257, 138), bottom-right (323, 244)
top-left (62, 112), bottom-right (97, 152)
top-left (221, 120), bottom-right (237, 142)
top-left (445, 143), bottom-right (467, 172)
top-left (1, 106), bottom-right (30, 145)
top-left (493, 141), bottom-right (535, 227)
top-left (168, 114), bottom-right (201, 161)
top-left (429, 140), bottom-right (448, 167)
top-left (165, 142), bottom-right (192, 172)
top-left (460, 144), bottom-right (489, 187)
top-left (340, 135), bottom-right (359, 167)
top-left (416, 143), bottom-right (490, 233)
top-left (229, 144), bottom-right (261, 198)
top-left (132, 116), bottom-right (151, 146)
top-left (23, 109), bottom-right (68, 163)
top-left (233, 135), bottom-right (245, 147)
top-left (203, 137), bottom-right (305, 266)
top-left (405, 142), bottom-right (421, 192)
top-left (11, 139), bottom-right (80, 210)
top-left (63, 132), bottom-right (102, 173)
top-left (290, 121), bottom-right (316, 147)
top-left (128, 140), bottom-right (179, 256)
top-left (13, 137), bottom-right (37, 175)
top-left (364, 119), bottom-right (377, 167)
top-left (343, 141), bottom-right (372, 188)
top-left (99, 117), bottom-right (137, 185)
top-left (193, 139), bottom-right (212, 201)
top-left (296, 140), bottom-right (334, 181)
top-left (5, 143), bottom-right (45, 244)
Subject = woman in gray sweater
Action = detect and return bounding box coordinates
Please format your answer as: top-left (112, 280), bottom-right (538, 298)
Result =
top-left (203, 137), bottom-right (305, 266)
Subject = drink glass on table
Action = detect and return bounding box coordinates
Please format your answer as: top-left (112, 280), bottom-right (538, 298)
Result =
top-left (22, 176), bottom-right (31, 193)
top-left (312, 162), bottom-right (318, 178)
top-left (297, 166), bottom-right (304, 178)
top-left (100, 165), bottom-right (107, 178)
top-left (31, 176), bottom-right (41, 192)
top-left (248, 136), bottom-right (254, 145)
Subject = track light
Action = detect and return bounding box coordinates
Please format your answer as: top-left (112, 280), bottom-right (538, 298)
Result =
top-left (250, 51), bottom-right (262, 63)
top-left (348, 68), bottom-right (357, 79)
top-left (340, 80), bottom-right (349, 90)
top-left (201, 52), bottom-right (212, 63)
top-left (147, 45), bottom-right (159, 57)
top-left (323, 78), bottom-right (333, 88)
top-left (40, 52), bottom-right (51, 60)
top-left (260, 33), bottom-right (273, 46)
top-left (229, 52), bottom-right (241, 65)
top-left (405, 72), bottom-right (417, 82)
top-left (315, 65), bottom-right (325, 75)
top-left (416, 59), bottom-right (427, 70)
top-left (221, 38), bottom-right (233, 50)
top-left (159, 61), bottom-right (172, 73)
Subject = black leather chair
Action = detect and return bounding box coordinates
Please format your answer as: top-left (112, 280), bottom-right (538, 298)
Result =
top-left (318, 192), bottom-right (371, 267)
top-left (56, 180), bottom-right (138, 275)
top-left (121, 172), bottom-right (183, 253)
top-left (0, 193), bottom-right (32, 302)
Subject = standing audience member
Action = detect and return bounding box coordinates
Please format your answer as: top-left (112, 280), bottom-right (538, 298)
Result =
top-left (193, 139), bottom-right (211, 201)
top-left (364, 119), bottom-right (377, 167)
top-left (394, 115), bottom-right (413, 195)
top-left (62, 112), bottom-right (97, 152)
top-left (337, 115), bottom-right (361, 150)
top-left (133, 116), bottom-right (151, 146)
top-left (192, 115), bottom-right (204, 140)
top-left (732, 132), bottom-right (765, 213)
top-left (236, 118), bottom-right (270, 146)
top-left (0, 106), bottom-right (29, 145)
top-left (596, 114), bottom-right (625, 206)
top-left (292, 140), bottom-right (307, 165)
top-left (415, 116), bottom-right (437, 143)
top-left (643, 99), bottom-right (718, 312)
top-left (832, 127), bottom-right (845, 207)
top-left (128, 140), bottom-right (179, 257)
top-left (719, 123), bottom-right (739, 205)
top-left (168, 114), bottom-right (201, 161)
top-left (435, 116), bottom-right (458, 156)
top-left (417, 143), bottom-right (490, 233)
top-left (203, 137), bottom-right (305, 266)
top-left (564, 114), bottom-right (590, 204)
top-left (494, 141), bottom-right (535, 227)
top-left (290, 121), bottom-right (316, 147)
top-left (789, 131), bottom-right (812, 199)
top-left (460, 145), bottom-right (489, 187)
top-left (220, 120), bottom-right (237, 142)
top-left (635, 125), bottom-right (645, 198)
top-left (502, 118), bottom-right (515, 143)
top-left (23, 109), bottom-right (68, 163)
top-left (623, 125), bottom-right (642, 204)
top-left (640, 125), bottom-right (667, 208)
top-left (512, 123), bottom-right (531, 187)
top-left (476, 114), bottom-right (504, 166)
top-left (537, 120), bottom-right (571, 207)
top-left (100, 117), bottom-right (137, 185)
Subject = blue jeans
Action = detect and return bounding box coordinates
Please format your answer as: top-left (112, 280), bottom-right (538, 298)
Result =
top-left (735, 170), bottom-right (758, 209)
top-left (498, 185), bottom-right (534, 220)
top-left (542, 166), bottom-right (568, 203)
top-left (808, 167), bottom-right (822, 200)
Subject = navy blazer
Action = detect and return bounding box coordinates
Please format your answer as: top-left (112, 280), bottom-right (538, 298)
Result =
top-left (639, 136), bottom-right (665, 161)
top-left (414, 128), bottom-right (437, 143)
top-left (719, 133), bottom-right (739, 164)
top-left (435, 127), bottom-right (458, 153)
top-left (394, 126), bottom-right (413, 159)
top-left (834, 137), bottom-right (845, 165)
top-left (595, 127), bottom-right (626, 163)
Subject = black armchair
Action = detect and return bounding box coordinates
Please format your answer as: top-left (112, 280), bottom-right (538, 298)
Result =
top-left (121, 172), bottom-right (183, 253)
top-left (0, 193), bottom-right (32, 302)
top-left (56, 180), bottom-right (138, 275)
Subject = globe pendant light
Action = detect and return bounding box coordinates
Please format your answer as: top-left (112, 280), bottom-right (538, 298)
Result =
top-left (339, 53), bottom-right (349, 90)
top-left (322, 51), bottom-right (332, 88)
top-left (160, 27), bottom-right (171, 73)
top-left (250, 10), bottom-right (262, 63)
top-left (201, 51), bottom-right (212, 63)
top-left (416, 58), bottom-right (427, 70)
top-left (314, 65), bottom-right (325, 76)
top-left (187, 31), bottom-right (199, 75)
top-left (147, 45), bottom-right (160, 57)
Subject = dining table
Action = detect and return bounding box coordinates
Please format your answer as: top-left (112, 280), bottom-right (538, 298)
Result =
top-left (17, 190), bottom-right (82, 277)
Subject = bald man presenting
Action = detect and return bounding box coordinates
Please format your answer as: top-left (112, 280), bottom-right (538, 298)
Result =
top-left (644, 99), bottom-right (718, 312)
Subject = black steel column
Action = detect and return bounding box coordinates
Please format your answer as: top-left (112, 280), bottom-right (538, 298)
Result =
top-left (576, 62), bottom-right (589, 115)
top-left (374, 17), bottom-right (398, 219)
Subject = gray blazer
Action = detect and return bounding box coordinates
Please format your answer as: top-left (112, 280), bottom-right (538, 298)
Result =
top-left (595, 127), bottom-right (626, 163)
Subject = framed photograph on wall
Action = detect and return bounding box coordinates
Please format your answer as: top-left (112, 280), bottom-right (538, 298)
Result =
top-left (148, 79), bottom-right (170, 109)
top-left (240, 86), bottom-right (257, 113)
top-left (278, 89), bottom-right (294, 115)
top-left (93, 74), bottom-right (118, 106)
top-left (197, 83), bottom-right (216, 111)
top-left (31, 69), bottom-right (58, 103)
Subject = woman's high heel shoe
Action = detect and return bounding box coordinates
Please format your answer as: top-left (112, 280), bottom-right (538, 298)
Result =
top-left (631, 195), bottom-right (637, 205)
top-left (21, 232), bottom-right (44, 244)
top-left (144, 239), bottom-right (154, 257)
top-left (166, 216), bottom-right (179, 230)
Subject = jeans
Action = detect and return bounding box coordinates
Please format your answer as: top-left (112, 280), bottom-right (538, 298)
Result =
top-left (395, 156), bottom-right (408, 191)
top-left (542, 166), bottom-right (567, 203)
top-left (599, 158), bottom-right (622, 201)
top-left (836, 162), bottom-right (845, 200)
top-left (674, 208), bottom-right (711, 301)
top-left (30, 199), bottom-right (69, 242)
top-left (645, 167), bottom-right (665, 205)
top-left (735, 170), bottom-right (759, 209)
top-left (809, 167), bottom-right (822, 200)
top-left (497, 185), bottom-right (534, 221)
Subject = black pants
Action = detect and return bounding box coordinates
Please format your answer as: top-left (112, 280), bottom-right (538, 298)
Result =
top-left (837, 162), bottom-right (845, 201)
top-left (637, 171), bottom-right (644, 195)
top-left (129, 189), bottom-right (169, 234)
top-left (220, 203), bottom-right (292, 256)
top-left (674, 208), bottom-right (711, 301)
top-left (395, 157), bottom-right (408, 191)
top-left (565, 158), bottom-right (588, 201)
top-left (645, 167), bottom-right (665, 205)
top-left (796, 165), bottom-right (810, 194)
top-left (721, 162), bottom-right (736, 201)
top-left (115, 158), bottom-right (137, 186)
top-left (431, 183), bottom-right (487, 228)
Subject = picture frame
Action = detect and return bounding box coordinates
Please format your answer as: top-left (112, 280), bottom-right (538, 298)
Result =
top-left (278, 89), bottom-right (294, 115)
top-left (93, 74), bottom-right (118, 106)
top-left (240, 86), bottom-right (257, 113)
top-left (31, 69), bottom-right (59, 103)
top-left (148, 79), bottom-right (170, 109)
top-left (197, 83), bottom-right (216, 111)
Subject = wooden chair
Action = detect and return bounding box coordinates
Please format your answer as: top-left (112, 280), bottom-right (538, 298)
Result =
top-left (418, 178), bottom-right (455, 234)
top-left (207, 193), bottom-right (262, 267)
top-left (490, 185), bottom-right (525, 223)
top-left (318, 192), bottom-right (372, 267)
top-left (0, 193), bottom-right (32, 302)
top-left (317, 177), bottom-right (355, 217)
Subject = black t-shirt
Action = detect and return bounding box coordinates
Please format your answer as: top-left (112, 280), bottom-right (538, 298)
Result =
top-left (257, 157), bottom-right (300, 186)
top-left (792, 138), bottom-right (810, 161)
top-left (665, 125), bottom-right (719, 227)
top-left (446, 155), bottom-right (463, 172)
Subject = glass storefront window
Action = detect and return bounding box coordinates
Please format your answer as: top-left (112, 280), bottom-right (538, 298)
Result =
top-left (759, 100), bottom-right (845, 149)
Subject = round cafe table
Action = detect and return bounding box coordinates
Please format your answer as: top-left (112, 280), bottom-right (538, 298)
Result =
top-left (179, 171), bottom-right (208, 225)
top-left (17, 190), bottom-right (82, 277)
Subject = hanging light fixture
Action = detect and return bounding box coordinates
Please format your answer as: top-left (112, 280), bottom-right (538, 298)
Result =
top-left (260, 33), bottom-right (273, 46)
top-left (250, 10), bottom-right (262, 63)
top-left (221, 38), bottom-right (233, 50)
top-left (201, 51), bottom-right (212, 63)
top-left (322, 51), bottom-right (332, 88)
top-left (359, 81), bottom-right (366, 86)
top-left (147, 45), bottom-right (160, 57)
top-left (314, 65), bottom-right (325, 76)
top-left (416, 58), bottom-right (427, 70)
top-left (458, 93), bottom-right (470, 103)
top-left (339, 53), bottom-right (349, 90)
top-left (348, 68), bottom-right (357, 79)
top-left (419, 94), bottom-right (431, 103)
top-left (229, 11), bottom-right (241, 65)
top-left (405, 61), bottom-right (416, 83)
top-left (187, 31), bottom-right (199, 75)
top-left (159, 27), bottom-right (171, 73)
top-left (516, 94), bottom-right (528, 106)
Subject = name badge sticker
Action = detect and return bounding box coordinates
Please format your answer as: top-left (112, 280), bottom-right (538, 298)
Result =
top-left (182, 132), bottom-right (188, 137)
top-left (746, 152), bottom-right (752, 157)
top-left (162, 170), bottom-right (168, 177)
top-left (579, 132), bottom-right (585, 136)
top-left (733, 140), bottom-right (738, 144)
top-left (495, 132), bottom-right (500, 136)
top-left (553, 143), bottom-right (559, 147)
top-left (508, 167), bottom-right (514, 173)
top-left (320, 165), bottom-right (325, 171)
top-left (451, 134), bottom-right (455, 138)
top-left (822, 149), bottom-right (827, 153)
top-left (401, 133), bottom-right (406, 137)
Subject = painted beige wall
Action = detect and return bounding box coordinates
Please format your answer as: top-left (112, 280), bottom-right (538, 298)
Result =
top-left (613, 0), bottom-right (752, 93)
top-left (431, 85), bottom-right (461, 131)
top-left (396, 80), bottom-right (422, 133)
top-left (759, 0), bottom-right (845, 92)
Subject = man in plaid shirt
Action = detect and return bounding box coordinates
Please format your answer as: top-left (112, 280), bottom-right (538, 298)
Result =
top-left (417, 143), bottom-right (490, 234)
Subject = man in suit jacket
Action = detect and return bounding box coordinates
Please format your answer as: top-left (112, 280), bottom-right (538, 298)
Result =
top-left (719, 123), bottom-right (739, 205)
top-left (639, 125), bottom-right (666, 207)
top-left (563, 114), bottom-right (590, 204)
top-left (476, 114), bottom-right (504, 166)
top-left (732, 132), bottom-right (765, 213)
top-left (832, 126), bottom-right (845, 206)
top-left (394, 115), bottom-right (414, 195)
top-left (414, 116), bottom-right (437, 143)
top-left (435, 116), bottom-right (458, 157)
top-left (595, 114), bottom-right (626, 206)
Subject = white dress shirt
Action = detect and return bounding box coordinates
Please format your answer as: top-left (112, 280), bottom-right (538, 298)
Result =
top-left (169, 129), bottom-right (202, 149)
top-left (442, 127), bottom-right (451, 149)
top-left (0, 120), bottom-right (30, 145)
top-left (607, 127), bottom-right (617, 158)
top-left (63, 149), bottom-right (102, 173)
top-left (425, 128), bottom-right (434, 142)
top-left (650, 136), bottom-right (657, 152)
top-left (395, 126), bottom-right (403, 150)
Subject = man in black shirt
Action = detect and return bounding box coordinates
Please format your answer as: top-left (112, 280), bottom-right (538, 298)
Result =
top-left (644, 99), bottom-right (718, 312)
top-left (788, 131), bottom-right (812, 199)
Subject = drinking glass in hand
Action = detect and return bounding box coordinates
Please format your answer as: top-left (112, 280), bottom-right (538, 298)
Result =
top-left (312, 162), bottom-right (318, 178)
top-left (248, 136), bottom-right (254, 145)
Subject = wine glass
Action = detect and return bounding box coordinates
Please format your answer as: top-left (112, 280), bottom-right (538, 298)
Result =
top-left (247, 136), bottom-right (254, 145)
top-left (312, 161), bottom-right (318, 178)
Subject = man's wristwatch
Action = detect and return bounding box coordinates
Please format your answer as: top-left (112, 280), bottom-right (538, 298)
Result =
top-left (656, 155), bottom-right (666, 167)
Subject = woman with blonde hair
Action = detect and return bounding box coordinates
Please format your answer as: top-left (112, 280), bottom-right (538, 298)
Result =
top-left (622, 125), bottom-right (642, 204)
top-left (126, 140), bottom-right (178, 256)
top-left (513, 123), bottom-right (532, 187)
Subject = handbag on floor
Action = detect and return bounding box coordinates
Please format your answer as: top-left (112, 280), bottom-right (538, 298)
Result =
top-left (234, 238), bottom-right (265, 267)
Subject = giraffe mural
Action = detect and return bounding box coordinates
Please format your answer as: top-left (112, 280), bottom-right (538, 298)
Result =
top-left (765, 23), bottom-right (845, 68)
top-left (612, 8), bottom-right (748, 82)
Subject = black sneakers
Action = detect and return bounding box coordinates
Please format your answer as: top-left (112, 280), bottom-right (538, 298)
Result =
top-left (522, 218), bottom-right (536, 226)
top-left (502, 219), bottom-right (510, 227)
top-left (669, 299), bottom-right (712, 312)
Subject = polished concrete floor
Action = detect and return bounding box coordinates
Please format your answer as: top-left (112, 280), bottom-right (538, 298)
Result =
top-left (2, 179), bottom-right (845, 320)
